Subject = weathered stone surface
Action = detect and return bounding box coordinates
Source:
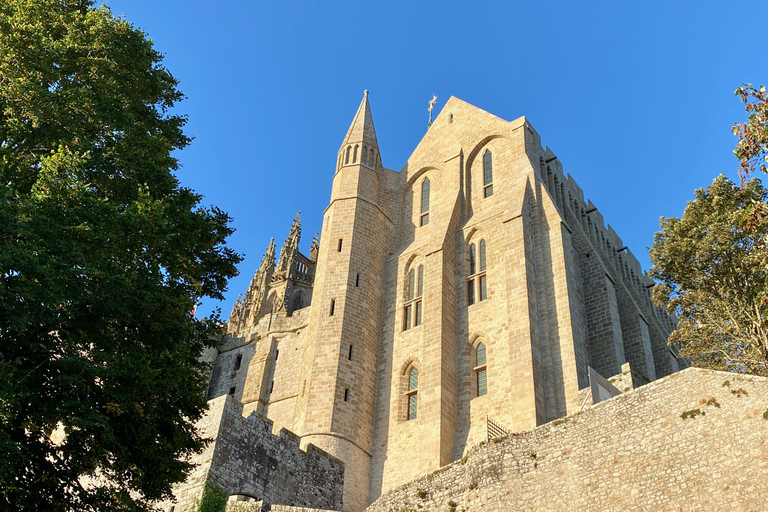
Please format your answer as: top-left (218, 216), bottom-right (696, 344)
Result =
top-left (367, 368), bottom-right (768, 512)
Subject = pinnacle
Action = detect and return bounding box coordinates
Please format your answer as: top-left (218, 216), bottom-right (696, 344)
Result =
top-left (340, 90), bottom-right (379, 154)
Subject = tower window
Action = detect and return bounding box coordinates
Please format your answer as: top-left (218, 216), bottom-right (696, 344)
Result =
top-left (362, 145), bottom-right (368, 165)
top-left (275, 348), bottom-right (279, 361)
top-left (269, 381), bottom-right (274, 393)
top-left (483, 150), bottom-right (493, 198)
top-left (403, 265), bottom-right (424, 330)
top-left (475, 342), bottom-right (488, 397)
top-left (234, 354), bottom-right (242, 371)
top-left (348, 344), bottom-right (353, 360)
top-left (338, 238), bottom-right (343, 252)
top-left (329, 299), bottom-right (336, 316)
top-left (406, 367), bottom-right (418, 420)
top-left (468, 240), bottom-right (488, 304)
top-left (356, 273), bottom-right (360, 287)
top-left (345, 145), bottom-right (351, 164)
top-left (420, 178), bottom-right (430, 226)
top-left (229, 387), bottom-right (236, 396)
top-left (353, 144), bottom-right (359, 163)
top-left (344, 388), bottom-right (350, 402)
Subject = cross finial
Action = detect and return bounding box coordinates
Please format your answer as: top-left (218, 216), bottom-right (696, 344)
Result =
top-left (427, 94), bottom-right (437, 128)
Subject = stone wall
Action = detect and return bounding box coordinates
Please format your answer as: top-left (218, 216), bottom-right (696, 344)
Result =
top-left (367, 368), bottom-right (768, 512)
top-left (167, 395), bottom-right (343, 512)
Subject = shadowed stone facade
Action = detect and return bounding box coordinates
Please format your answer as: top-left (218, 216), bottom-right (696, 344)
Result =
top-left (186, 93), bottom-right (687, 512)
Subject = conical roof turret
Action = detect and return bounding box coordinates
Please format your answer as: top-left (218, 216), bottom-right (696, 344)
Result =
top-left (339, 90), bottom-right (381, 169)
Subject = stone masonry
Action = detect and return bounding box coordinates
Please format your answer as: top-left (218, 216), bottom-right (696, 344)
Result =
top-left (165, 395), bottom-right (343, 512)
top-left (193, 92), bottom-right (686, 511)
top-left (366, 368), bottom-right (768, 512)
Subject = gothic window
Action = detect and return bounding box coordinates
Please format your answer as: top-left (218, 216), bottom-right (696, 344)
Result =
top-left (362, 145), bottom-right (368, 165)
top-left (345, 145), bottom-right (351, 164)
top-left (234, 354), bottom-right (242, 371)
top-left (407, 367), bottom-right (418, 420)
top-left (353, 144), bottom-right (359, 163)
top-left (475, 342), bottom-right (487, 397)
top-left (420, 178), bottom-right (430, 226)
top-left (467, 240), bottom-right (488, 304)
top-left (370, 148), bottom-right (375, 167)
top-left (293, 294), bottom-right (303, 311)
top-left (403, 265), bottom-right (424, 330)
top-left (483, 150), bottom-right (493, 198)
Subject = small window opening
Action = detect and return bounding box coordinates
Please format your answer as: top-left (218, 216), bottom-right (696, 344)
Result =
top-left (420, 178), bottom-right (430, 226)
top-left (483, 150), bottom-right (494, 198)
top-left (468, 240), bottom-right (488, 304)
top-left (348, 345), bottom-right (354, 361)
top-left (355, 273), bottom-right (360, 287)
top-left (403, 265), bottom-right (424, 330)
top-left (329, 299), bottom-right (336, 316)
top-left (269, 381), bottom-right (274, 393)
top-left (406, 367), bottom-right (418, 420)
top-left (229, 387), bottom-right (236, 396)
top-left (449, 113), bottom-right (454, 123)
top-left (275, 349), bottom-right (279, 361)
top-left (234, 354), bottom-right (242, 371)
top-left (345, 146), bottom-right (351, 164)
top-left (338, 239), bottom-right (343, 252)
top-left (344, 388), bottom-right (349, 402)
top-left (475, 342), bottom-right (488, 397)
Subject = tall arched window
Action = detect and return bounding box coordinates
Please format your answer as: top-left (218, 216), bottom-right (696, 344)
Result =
top-left (404, 264), bottom-right (424, 330)
top-left (467, 240), bottom-right (488, 304)
top-left (362, 145), bottom-right (368, 165)
top-left (407, 367), bottom-right (418, 420)
top-left (475, 342), bottom-right (487, 397)
top-left (483, 150), bottom-right (493, 198)
top-left (345, 145), bottom-right (351, 164)
top-left (420, 178), bottom-right (430, 226)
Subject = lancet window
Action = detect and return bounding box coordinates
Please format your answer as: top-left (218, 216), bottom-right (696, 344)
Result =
top-left (483, 150), bottom-right (494, 198)
top-left (403, 264), bottom-right (424, 330)
top-left (468, 239), bottom-right (488, 304)
top-left (420, 178), bottom-right (430, 226)
top-left (407, 367), bottom-right (418, 420)
top-left (475, 342), bottom-right (488, 397)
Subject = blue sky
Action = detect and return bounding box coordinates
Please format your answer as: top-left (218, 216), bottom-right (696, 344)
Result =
top-left (102, 0), bottom-right (767, 316)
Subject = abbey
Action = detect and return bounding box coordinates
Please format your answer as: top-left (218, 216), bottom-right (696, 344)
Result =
top-left (202, 92), bottom-right (682, 512)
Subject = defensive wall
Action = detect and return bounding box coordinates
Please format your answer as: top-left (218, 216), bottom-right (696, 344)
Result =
top-left (166, 395), bottom-right (343, 512)
top-left (367, 367), bottom-right (768, 512)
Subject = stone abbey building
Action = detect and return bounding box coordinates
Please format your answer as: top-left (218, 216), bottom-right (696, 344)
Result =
top-left (197, 93), bottom-right (684, 512)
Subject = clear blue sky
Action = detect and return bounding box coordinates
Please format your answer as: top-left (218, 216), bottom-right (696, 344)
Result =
top-left (103, 0), bottom-right (768, 317)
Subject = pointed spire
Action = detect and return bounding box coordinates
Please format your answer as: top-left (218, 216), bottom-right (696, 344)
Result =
top-left (310, 232), bottom-right (320, 262)
top-left (260, 238), bottom-right (276, 272)
top-left (339, 90), bottom-right (381, 169)
top-left (277, 212), bottom-right (301, 272)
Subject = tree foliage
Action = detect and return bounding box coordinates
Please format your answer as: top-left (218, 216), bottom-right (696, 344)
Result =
top-left (650, 176), bottom-right (768, 376)
top-left (650, 84), bottom-right (768, 377)
top-left (0, 1), bottom-right (241, 510)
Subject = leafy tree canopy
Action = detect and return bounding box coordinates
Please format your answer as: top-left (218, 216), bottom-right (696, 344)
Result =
top-left (651, 85), bottom-right (768, 377)
top-left (0, 1), bottom-right (241, 510)
top-left (650, 175), bottom-right (768, 376)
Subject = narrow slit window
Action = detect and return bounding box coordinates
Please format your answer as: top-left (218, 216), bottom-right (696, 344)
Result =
top-left (329, 299), bottom-right (336, 316)
top-left (348, 345), bottom-right (353, 360)
top-left (362, 145), bottom-right (368, 165)
top-left (344, 389), bottom-right (350, 402)
top-left (338, 238), bottom-right (343, 252)
top-left (345, 146), bottom-right (351, 164)
top-left (356, 273), bottom-right (360, 287)
top-left (475, 342), bottom-right (488, 397)
top-left (353, 144), bottom-right (359, 163)
top-left (407, 367), bottom-right (418, 420)
top-left (420, 178), bottom-right (430, 226)
top-left (483, 150), bottom-right (493, 198)
top-left (275, 349), bottom-right (279, 361)
top-left (269, 381), bottom-right (274, 393)
top-left (234, 354), bottom-right (242, 371)
top-left (229, 387), bottom-right (236, 396)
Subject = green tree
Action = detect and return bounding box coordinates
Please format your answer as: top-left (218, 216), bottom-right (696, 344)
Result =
top-left (650, 175), bottom-right (768, 376)
top-left (0, 1), bottom-right (241, 510)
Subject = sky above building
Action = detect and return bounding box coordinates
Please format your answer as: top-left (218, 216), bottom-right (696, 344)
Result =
top-left (103, 0), bottom-right (768, 316)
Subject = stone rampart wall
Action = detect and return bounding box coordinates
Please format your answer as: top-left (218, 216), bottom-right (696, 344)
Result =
top-left (170, 395), bottom-right (343, 511)
top-left (367, 368), bottom-right (768, 512)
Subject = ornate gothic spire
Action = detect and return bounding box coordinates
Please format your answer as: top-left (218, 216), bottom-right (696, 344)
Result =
top-left (277, 212), bottom-right (301, 272)
top-left (260, 238), bottom-right (276, 272)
